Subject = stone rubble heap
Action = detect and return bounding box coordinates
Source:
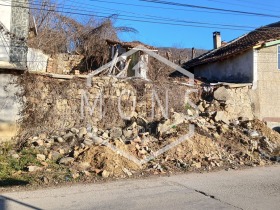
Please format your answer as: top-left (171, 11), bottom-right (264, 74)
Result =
top-left (14, 106), bottom-right (280, 180)
top-left (8, 83), bottom-right (280, 182)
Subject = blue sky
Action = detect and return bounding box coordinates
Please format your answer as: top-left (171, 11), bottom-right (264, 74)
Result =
top-left (56, 0), bottom-right (280, 50)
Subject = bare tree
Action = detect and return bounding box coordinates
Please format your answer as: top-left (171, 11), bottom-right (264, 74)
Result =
top-left (28, 1), bottom-right (137, 71)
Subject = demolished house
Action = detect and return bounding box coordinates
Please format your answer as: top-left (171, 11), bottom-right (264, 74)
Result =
top-left (105, 39), bottom-right (158, 79)
top-left (182, 21), bottom-right (280, 130)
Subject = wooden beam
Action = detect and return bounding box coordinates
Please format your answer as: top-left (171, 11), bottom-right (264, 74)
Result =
top-left (264, 39), bottom-right (280, 47)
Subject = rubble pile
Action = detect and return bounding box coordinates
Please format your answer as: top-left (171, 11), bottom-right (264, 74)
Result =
top-left (5, 80), bottom-right (279, 185)
top-left (11, 107), bottom-right (280, 182)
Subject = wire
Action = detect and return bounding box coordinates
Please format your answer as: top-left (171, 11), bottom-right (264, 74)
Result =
top-left (61, 0), bottom-right (256, 29)
top-left (87, 0), bottom-right (280, 18)
top-left (0, 2), bottom-right (255, 31)
top-left (203, 0), bottom-right (280, 13)
top-left (6, 0), bottom-right (279, 32)
top-left (140, 0), bottom-right (280, 18)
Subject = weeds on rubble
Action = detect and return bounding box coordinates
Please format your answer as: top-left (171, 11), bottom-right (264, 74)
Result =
top-left (0, 141), bottom-right (71, 187)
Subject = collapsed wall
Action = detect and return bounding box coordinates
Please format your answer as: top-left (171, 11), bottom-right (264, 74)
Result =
top-left (203, 85), bottom-right (255, 122)
top-left (16, 73), bottom-right (187, 142)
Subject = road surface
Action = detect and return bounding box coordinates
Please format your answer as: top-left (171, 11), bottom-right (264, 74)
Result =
top-left (1, 165), bottom-right (280, 210)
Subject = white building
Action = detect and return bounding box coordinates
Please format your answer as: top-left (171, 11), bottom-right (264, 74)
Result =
top-left (0, 0), bottom-right (29, 70)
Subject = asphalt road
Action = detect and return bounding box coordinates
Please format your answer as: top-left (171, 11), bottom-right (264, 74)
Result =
top-left (1, 165), bottom-right (280, 210)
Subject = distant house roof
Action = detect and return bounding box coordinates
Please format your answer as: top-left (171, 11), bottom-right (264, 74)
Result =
top-left (106, 39), bottom-right (157, 50)
top-left (183, 21), bottom-right (280, 69)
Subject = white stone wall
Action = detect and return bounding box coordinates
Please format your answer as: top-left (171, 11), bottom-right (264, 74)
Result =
top-left (0, 0), bottom-right (12, 63)
top-left (27, 48), bottom-right (49, 72)
top-left (0, 74), bottom-right (20, 123)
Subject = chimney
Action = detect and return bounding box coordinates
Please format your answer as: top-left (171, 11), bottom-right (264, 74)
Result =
top-left (213, 31), bottom-right (221, 49)
top-left (191, 47), bottom-right (196, 59)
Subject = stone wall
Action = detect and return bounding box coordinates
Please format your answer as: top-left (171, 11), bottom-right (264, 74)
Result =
top-left (0, 0), bottom-right (12, 63)
top-left (47, 54), bottom-right (84, 74)
top-left (213, 85), bottom-right (255, 121)
top-left (10, 0), bottom-right (29, 68)
top-left (18, 75), bottom-right (181, 138)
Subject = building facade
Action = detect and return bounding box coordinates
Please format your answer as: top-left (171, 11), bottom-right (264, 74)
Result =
top-left (0, 0), bottom-right (29, 69)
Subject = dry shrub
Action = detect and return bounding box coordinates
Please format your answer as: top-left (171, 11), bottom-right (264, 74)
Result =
top-left (128, 79), bottom-right (191, 119)
top-left (148, 57), bottom-right (174, 82)
top-left (15, 73), bottom-right (86, 147)
top-left (29, 1), bottom-right (137, 72)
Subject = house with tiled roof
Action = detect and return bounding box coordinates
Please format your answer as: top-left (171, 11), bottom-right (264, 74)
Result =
top-left (183, 21), bottom-right (280, 129)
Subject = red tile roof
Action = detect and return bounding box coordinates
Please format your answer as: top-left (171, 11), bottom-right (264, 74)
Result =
top-left (183, 21), bottom-right (280, 69)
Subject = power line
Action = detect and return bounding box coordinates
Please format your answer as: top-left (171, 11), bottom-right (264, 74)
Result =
top-left (87, 0), bottom-right (276, 17)
top-left (45, 0), bottom-right (256, 30)
top-left (60, 0), bottom-right (254, 29)
top-left (8, 0), bottom-right (279, 31)
top-left (203, 0), bottom-right (280, 13)
top-left (0, 2), bottom-right (255, 31)
top-left (140, 0), bottom-right (280, 18)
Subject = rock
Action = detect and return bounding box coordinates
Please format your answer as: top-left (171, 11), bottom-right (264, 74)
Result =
top-left (92, 126), bottom-right (99, 133)
top-left (59, 157), bottom-right (74, 165)
top-left (213, 132), bottom-right (220, 139)
top-left (56, 137), bottom-right (64, 143)
top-left (78, 162), bottom-right (91, 171)
top-left (214, 86), bottom-right (231, 101)
top-left (92, 136), bottom-right (104, 145)
top-left (86, 132), bottom-right (94, 139)
top-left (102, 131), bottom-right (109, 139)
top-left (110, 127), bottom-right (123, 139)
top-left (70, 127), bottom-right (79, 134)
top-left (192, 162), bottom-right (201, 169)
top-left (122, 168), bottom-right (133, 176)
top-left (48, 151), bottom-right (61, 161)
top-left (28, 165), bottom-right (42, 172)
top-left (101, 170), bottom-right (110, 178)
top-left (249, 130), bottom-right (259, 138)
top-left (42, 176), bottom-right (49, 184)
top-left (123, 129), bottom-right (133, 139)
top-left (83, 139), bottom-right (93, 146)
top-left (187, 109), bottom-right (193, 116)
top-left (214, 111), bottom-right (230, 124)
top-left (11, 153), bottom-right (19, 159)
top-left (78, 127), bottom-right (87, 139)
top-left (198, 103), bottom-right (205, 112)
top-left (250, 139), bottom-right (258, 151)
top-left (63, 132), bottom-right (75, 140)
top-left (39, 133), bottom-right (47, 140)
top-left (72, 172), bottom-right (80, 179)
top-left (172, 112), bottom-right (187, 124)
top-left (37, 154), bottom-right (46, 161)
